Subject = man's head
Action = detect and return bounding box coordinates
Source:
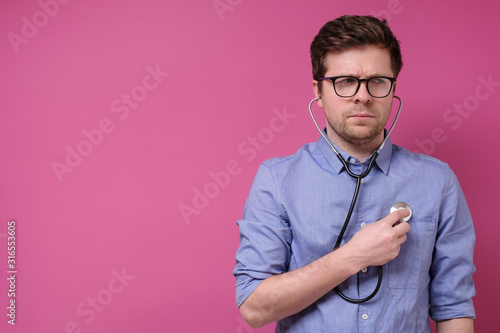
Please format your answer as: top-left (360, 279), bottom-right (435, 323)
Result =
top-left (309, 16), bottom-right (403, 159)
top-left (310, 15), bottom-right (402, 84)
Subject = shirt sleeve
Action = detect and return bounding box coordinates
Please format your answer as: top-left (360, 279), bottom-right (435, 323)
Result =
top-left (233, 163), bottom-right (292, 307)
top-left (429, 168), bottom-right (476, 321)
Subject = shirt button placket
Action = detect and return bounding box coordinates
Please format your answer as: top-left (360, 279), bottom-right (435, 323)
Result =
top-left (359, 223), bottom-right (367, 274)
top-left (359, 306), bottom-right (371, 332)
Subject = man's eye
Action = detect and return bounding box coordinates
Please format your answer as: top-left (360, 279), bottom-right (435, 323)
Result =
top-left (336, 78), bottom-right (356, 85)
top-left (370, 78), bottom-right (387, 85)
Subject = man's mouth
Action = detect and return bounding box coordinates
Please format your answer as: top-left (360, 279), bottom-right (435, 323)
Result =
top-left (349, 113), bottom-right (374, 120)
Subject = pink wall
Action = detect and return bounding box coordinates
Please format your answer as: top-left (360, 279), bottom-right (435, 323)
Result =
top-left (1, 0), bottom-right (499, 332)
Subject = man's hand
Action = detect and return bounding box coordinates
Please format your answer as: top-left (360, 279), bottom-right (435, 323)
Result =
top-left (343, 209), bottom-right (411, 269)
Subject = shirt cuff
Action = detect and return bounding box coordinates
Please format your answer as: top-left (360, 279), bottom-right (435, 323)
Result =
top-left (235, 275), bottom-right (264, 308)
top-left (430, 299), bottom-right (476, 321)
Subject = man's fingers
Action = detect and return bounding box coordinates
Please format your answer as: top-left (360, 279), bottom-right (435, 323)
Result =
top-left (384, 209), bottom-right (410, 226)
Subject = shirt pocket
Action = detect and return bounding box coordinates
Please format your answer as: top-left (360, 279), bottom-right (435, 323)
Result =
top-left (388, 217), bottom-right (436, 289)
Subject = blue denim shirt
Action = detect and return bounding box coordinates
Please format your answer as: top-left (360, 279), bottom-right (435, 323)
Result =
top-left (234, 134), bottom-right (476, 333)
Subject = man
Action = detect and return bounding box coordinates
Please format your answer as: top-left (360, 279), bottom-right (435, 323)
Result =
top-left (233, 15), bottom-right (476, 332)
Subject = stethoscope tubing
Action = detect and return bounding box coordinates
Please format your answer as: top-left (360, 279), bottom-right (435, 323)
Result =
top-left (308, 95), bottom-right (403, 303)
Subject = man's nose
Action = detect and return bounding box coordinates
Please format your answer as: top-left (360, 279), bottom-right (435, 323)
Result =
top-left (353, 81), bottom-right (372, 103)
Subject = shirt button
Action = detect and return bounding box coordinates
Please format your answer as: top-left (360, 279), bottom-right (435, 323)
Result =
top-left (360, 179), bottom-right (365, 184)
top-left (349, 158), bottom-right (356, 164)
top-left (360, 222), bottom-right (367, 228)
top-left (362, 313), bottom-right (368, 320)
top-left (361, 267), bottom-right (368, 273)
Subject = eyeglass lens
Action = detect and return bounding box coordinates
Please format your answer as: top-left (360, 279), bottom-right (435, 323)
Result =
top-left (334, 77), bottom-right (393, 98)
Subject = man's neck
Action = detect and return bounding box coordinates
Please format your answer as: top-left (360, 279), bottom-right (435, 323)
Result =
top-left (327, 132), bottom-right (385, 163)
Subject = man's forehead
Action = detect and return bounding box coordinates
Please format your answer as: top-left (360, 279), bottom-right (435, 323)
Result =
top-left (323, 46), bottom-right (393, 76)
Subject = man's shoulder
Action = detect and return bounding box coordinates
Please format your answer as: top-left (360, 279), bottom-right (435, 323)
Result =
top-left (261, 142), bottom-right (321, 170)
top-left (392, 144), bottom-right (452, 173)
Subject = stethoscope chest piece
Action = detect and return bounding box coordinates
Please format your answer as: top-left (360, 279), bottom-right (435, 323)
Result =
top-left (390, 202), bottom-right (412, 222)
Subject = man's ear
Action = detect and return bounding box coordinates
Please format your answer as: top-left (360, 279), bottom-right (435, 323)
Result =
top-left (312, 80), bottom-right (323, 108)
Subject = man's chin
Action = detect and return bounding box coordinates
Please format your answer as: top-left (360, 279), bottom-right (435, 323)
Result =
top-left (343, 130), bottom-right (384, 147)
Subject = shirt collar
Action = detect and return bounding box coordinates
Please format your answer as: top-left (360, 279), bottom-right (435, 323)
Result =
top-left (317, 128), bottom-right (393, 175)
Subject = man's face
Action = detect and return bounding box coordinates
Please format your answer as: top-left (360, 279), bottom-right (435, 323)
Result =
top-left (312, 45), bottom-right (395, 150)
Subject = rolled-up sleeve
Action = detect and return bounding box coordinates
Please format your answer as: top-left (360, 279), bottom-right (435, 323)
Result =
top-left (233, 163), bottom-right (292, 307)
top-left (429, 169), bottom-right (476, 321)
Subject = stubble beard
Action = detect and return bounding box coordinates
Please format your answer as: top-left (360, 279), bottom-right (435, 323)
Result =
top-left (326, 106), bottom-right (388, 148)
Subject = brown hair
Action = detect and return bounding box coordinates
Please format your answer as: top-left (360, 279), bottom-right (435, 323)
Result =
top-left (310, 15), bottom-right (403, 81)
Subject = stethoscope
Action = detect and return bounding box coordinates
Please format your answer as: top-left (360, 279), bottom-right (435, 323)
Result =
top-left (308, 95), bottom-right (412, 303)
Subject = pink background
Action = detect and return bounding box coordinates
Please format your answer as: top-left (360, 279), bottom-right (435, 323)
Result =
top-left (1, 0), bottom-right (499, 332)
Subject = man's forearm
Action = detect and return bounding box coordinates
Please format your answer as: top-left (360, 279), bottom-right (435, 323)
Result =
top-left (436, 317), bottom-right (473, 333)
top-left (239, 245), bottom-right (360, 328)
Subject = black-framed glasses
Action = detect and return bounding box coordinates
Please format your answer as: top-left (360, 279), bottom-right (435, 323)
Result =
top-left (317, 76), bottom-right (396, 98)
